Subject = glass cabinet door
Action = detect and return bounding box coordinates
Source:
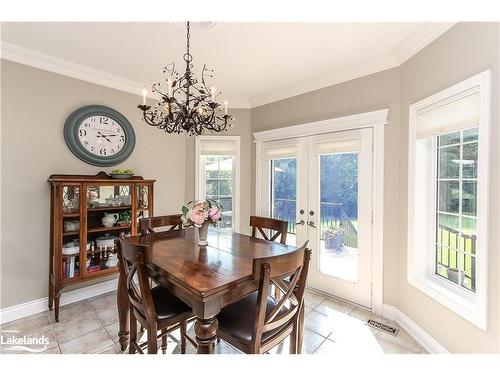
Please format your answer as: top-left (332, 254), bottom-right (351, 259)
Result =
top-left (85, 184), bottom-right (132, 276)
top-left (136, 184), bottom-right (152, 228)
top-left (61, 184), bottom-right (81, 280)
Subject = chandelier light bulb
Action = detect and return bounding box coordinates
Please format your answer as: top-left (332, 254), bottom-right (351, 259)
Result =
top-left (210, 86), bottom-right (216, 102)
top-left (224, 100), bottom-right (228, 115)
top-left (142, 87), bottom-right (147, 105)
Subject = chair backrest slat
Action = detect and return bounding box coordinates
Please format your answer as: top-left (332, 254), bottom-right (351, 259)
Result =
top-left (250, 215), bottom-right (288, 245)
top-left (250, 241), bottom-right (311, 348)
top-left (139, 214), bottom-right (183, 236)
top-left (117, 233), bottom-right (157, 322)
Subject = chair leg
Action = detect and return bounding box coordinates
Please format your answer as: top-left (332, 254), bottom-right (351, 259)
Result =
top-left (290, 317), bottom-right (298, 354)
top-left (161, 329), bottom-right (167, 354)
top-left (180, 320), bottom-right (187, 354)
top-left (297, 304), bottom-right (305, 354)
top-left (147, 323), bottom-right (158, 354)
top-left (129, 309), bottom-right (137, 354)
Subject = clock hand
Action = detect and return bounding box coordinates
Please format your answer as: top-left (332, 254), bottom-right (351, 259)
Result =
top-left (97, 131), bottom-right (113, 143)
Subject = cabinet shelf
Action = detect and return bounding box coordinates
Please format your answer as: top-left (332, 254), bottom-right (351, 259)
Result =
top-left (63, 230), bottom-right (80, 236)
top-left (87, 205), bottom-right (131, 212)
top-left (62, 212), bottom-right (80, 218)
top-left (87, 224), bottom-right (131, 233)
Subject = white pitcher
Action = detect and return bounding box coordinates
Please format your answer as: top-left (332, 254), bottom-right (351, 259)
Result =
top-left (101, 213), bottom-right (119, 227)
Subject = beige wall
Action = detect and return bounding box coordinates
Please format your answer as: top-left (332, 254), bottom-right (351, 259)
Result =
top-left (252, 68), bottom-right (402, 306)
top-left (251, 23), bottom-right (500, 353)
top-left (398, 22), bottom-right (500, 353)
top-left (0, 60), bottom-right (187, 307)
top-left (184, 108), bottom-right (252, 235)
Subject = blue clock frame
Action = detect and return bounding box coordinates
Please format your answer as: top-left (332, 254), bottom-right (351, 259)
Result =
top-left (64, 105), bottom-right (136, 167)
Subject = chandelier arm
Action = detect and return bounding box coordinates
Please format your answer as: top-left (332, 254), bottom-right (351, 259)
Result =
top-left (142, 111), bottom-right (166, 127)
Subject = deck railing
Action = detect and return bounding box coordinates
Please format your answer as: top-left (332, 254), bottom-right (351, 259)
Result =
top-left (436, 224), bottom-right (476, 291)
top-left (272, 199), bottom-right (358, 247)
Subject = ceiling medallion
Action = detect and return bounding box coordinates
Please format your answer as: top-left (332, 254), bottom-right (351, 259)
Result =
top-left (138, 21), bottom-right (233, 135)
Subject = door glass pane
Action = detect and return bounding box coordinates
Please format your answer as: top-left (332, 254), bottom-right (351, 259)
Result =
top-left (201, 155), bottom-right (233, 230)
top-left (270, 158), bottom-right (297, 246)
top-left (319, 153), bottom-right (359, 282)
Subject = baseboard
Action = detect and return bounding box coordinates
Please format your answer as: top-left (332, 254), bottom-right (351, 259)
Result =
top-left (1, 278), bottom-right (118, 324)
top-left (383, 304), bottom-right (448, 354)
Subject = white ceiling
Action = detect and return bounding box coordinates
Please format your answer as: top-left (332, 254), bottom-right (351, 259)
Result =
top-left (1, 22), bottom-right (455, 108)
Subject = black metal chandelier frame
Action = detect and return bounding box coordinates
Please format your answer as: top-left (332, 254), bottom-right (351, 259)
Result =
top-left (138, 22), bottom-right (233, 135)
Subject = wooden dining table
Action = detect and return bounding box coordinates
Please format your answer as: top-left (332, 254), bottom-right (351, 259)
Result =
top-left (116, 228), bottom-right (302, 354)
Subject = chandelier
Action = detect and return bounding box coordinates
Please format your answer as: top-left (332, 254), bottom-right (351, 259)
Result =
top-left (138, 22), bottom-right (233, 135)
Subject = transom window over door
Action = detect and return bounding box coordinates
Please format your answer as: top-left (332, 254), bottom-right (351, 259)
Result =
top-left (195, 136), bottom-right (240, 232)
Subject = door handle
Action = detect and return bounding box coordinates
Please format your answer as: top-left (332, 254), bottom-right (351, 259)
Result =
top-left (296, 220), bottom-right (305, 226)
top-left (308, 221), bottom-right (317, 228)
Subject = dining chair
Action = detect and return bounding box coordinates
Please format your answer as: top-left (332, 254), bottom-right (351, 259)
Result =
top-left (139, 214), bottom-right (183, 236)
top-left (250, 215), bottom-right (288, 245)
top-left (117, 233), bottom-right (196, 354)
top-left (216, 241), bottom-right (311, 354)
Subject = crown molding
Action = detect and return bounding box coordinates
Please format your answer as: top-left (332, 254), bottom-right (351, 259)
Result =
top-left (248, 23), bottom-right (456, 108)
top-left (0, 41), bottom-right (251, 109)
top-left (1, 22), bottom-right (454, 110)
top-left (1, 41), bottom-right (146, 97)
top-left (393, 22), bottom-right (457, 64)
top-left (248, 55), bottom-right (399, 108)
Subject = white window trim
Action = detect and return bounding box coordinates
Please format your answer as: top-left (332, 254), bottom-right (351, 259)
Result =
top-left (195, 136), bottom-right (241, 233)
top-left (407, 70), bottom-right (491, 331)
top-left (254, 109), bottom-right (388, 316)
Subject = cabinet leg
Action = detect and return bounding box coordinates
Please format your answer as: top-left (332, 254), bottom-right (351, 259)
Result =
top-left (48, 281), bottom-right (54, 311)
top-left (54, 292), bottom-right (61, 322)
top-left (194, 316), bottom-right (218, 354)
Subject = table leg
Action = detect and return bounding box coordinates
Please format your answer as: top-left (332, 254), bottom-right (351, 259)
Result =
top-left (117, 260), bottom-right (130, 352)
top-left (194, 316), bottom-right (218, 354)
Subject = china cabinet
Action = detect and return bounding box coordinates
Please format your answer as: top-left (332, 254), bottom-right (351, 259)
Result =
top-left (48, 171), bottom-right (155, 321)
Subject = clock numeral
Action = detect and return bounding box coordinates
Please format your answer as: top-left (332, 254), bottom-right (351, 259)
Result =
top-left (84, 140), bottom-right (89, 146)
top-left (100, 148), bottom-right (107, 156)
top-left (91, 146), bottom-right (95, 152)
top-left (79, 129), bottom-right (87, 137)
top-left (110, 149), bottom-right (115, 154)
top-left (119, 136), bottom-right (125, 142)
top-left (100, 117), bottom-right (109, 125)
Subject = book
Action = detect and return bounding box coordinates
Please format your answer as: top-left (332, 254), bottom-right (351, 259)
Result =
top-left (69, 257), bottom-right (74, 278)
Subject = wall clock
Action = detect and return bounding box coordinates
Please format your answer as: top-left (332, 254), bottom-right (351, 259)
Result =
top-left (64, 105), bottom-right (136, 167)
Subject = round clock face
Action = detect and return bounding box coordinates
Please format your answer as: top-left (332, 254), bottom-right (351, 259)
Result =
top-left (78, 115), bottom-right (126, 157)
top-left (64, 106), bottom-right (135, 167)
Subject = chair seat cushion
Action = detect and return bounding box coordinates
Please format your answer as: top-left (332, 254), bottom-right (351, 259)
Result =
top-left (150, 286), bottom-right (192, 320)
top-left (217, 291), bottom-right (291, 344)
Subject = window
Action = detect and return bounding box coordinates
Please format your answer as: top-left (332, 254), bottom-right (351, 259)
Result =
top-left (195, 136), bottom-right (240, 232)
top-left (202, 155), bottom-right (234, 229)
top-left (435, 128), bottom-right (477, 292)
top-left (407, 70), bottom-right (490, 330)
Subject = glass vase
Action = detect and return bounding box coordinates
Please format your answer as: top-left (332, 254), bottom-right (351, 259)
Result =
top-left (197, 221), bottom-right (209, 246)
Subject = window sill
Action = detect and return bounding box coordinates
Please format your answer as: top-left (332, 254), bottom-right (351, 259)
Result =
top-left (408, 274), bottom-right (486, 331)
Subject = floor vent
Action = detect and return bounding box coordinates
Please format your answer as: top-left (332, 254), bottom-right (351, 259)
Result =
top-left (366, 319), bottom-right (399, 336)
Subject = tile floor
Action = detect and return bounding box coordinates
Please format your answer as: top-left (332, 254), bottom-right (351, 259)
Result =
top-left (0, 289), bottom-right (426, 354)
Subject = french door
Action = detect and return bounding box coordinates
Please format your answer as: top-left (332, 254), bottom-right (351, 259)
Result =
top-left (258, 128), bottom-right (374, 308)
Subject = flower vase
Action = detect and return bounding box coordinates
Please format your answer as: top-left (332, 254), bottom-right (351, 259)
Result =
top-left (197, 221), bottom-right (210, 246)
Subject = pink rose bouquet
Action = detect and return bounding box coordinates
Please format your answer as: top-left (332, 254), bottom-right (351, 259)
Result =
top-left (181, 199), bottom-right (223, 228)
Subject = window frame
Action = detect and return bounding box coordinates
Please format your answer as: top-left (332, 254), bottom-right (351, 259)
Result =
top-left (195, 136), bottom-right (241, 233)
top-left (407, 70), bottom-right (491, 331)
